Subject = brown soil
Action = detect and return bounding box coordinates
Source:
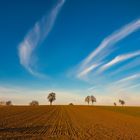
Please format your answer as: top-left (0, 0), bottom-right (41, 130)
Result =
top-left (0, 105), bottom-right (140, 140)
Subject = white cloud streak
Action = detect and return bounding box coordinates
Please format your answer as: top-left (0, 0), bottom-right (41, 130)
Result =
top-left (115, 74), bottom-right (140, 84)
top-left (128, 83), bottom-right (140, 89)
top-left (18, 0), bottom-right (65, 77)
top-left (77, 19), bottom-right (140, 78)
top-left (77, 63), bottom-right (101, 78)
top-left (108, 73), bottom-right (140, 93)
top-left (110, 57), bottom-right (140, 76)
top-left (99, 50), bottom-right (140, 73)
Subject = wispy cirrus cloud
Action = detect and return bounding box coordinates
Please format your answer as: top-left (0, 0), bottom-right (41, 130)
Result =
top-left (115, 73), bottom-right (140, 84)
top-left (110, 57), bottom-right (140, 76)
top-left (76, 19), bottom-right (140, 78)
top-left (128, 83), bottom-right (140, 89)
top-left (108, 73), bottom-right (140, 92)
top-left (18, 0), bottom-right (65, 77)
top-left (77, 63), bottom-right (101, 78)
top-left (98, 50), bottom-right (140, 73)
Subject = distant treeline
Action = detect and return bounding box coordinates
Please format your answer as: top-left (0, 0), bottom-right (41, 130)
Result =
top-left (0, 92), bottom-right (125, 106)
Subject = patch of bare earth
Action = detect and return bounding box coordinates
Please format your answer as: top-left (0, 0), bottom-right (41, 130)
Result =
top-left (0, 106), bottom-right (140, 140)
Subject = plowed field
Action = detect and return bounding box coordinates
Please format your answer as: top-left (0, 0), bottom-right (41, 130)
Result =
top-left (0, 106), bottom-right (140, 140)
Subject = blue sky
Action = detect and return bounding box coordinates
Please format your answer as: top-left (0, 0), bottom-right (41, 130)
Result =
top-left (0, 0), bottom-right (140, 105)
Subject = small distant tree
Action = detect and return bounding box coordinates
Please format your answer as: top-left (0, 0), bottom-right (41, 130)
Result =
top-left (69, 103), bottom-right (74, 105)
top-left (85, 96), bottom-right (90, 105)
top-left (90, 95), bottom-right (96, 105)
top-left (47, 92), bottom-right (56, 105)
top-left (119, 99), bottom-right (125, 106)
top-left (6, 101), bottom-right (12, 106)
top-left (114, 102), bottom-right (117, 106)
top-left (29, 100), bottom-right (39, 106)
top-left (0, 101), bottom-right (6, 106)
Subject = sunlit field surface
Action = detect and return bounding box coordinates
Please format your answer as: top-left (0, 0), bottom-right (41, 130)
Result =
top-left (0, 106), bottom-right (140, 140)
top-left (97, 106), bottom-right (140, 117)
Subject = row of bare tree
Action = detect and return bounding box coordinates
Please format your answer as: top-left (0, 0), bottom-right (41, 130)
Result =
top-left (114, 100), bottom-right (125, 106)
top-left (29, 92), bottom-right (56, 106)
top-left (0, 93), bottom-right (125, 106)
top-left (85, 95), bottom-right (96, 105)
top-left (84, 96), bottom-right (125, 106)
top-left (0, 101), bottom-right (12, 106)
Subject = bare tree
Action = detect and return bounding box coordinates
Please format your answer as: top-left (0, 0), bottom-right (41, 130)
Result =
top-left (69, 103), bottom-right (74, 105)
top-left (90, 95), bottom-right (96, 105)
top-left (6, 101), bottom-right (12, 106)
top-left (85, 96), bottom-right (90, 105)
top-left (119, 99), bottom-right (125, 106)
top-left (29, 100), bottom-right (39, 106)
top-left (47, 92), bottom-right (56, 105)
top-left (114, 102), bottom-right (117, 106)
top-left (90, 95), bottom-right (96, 104)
